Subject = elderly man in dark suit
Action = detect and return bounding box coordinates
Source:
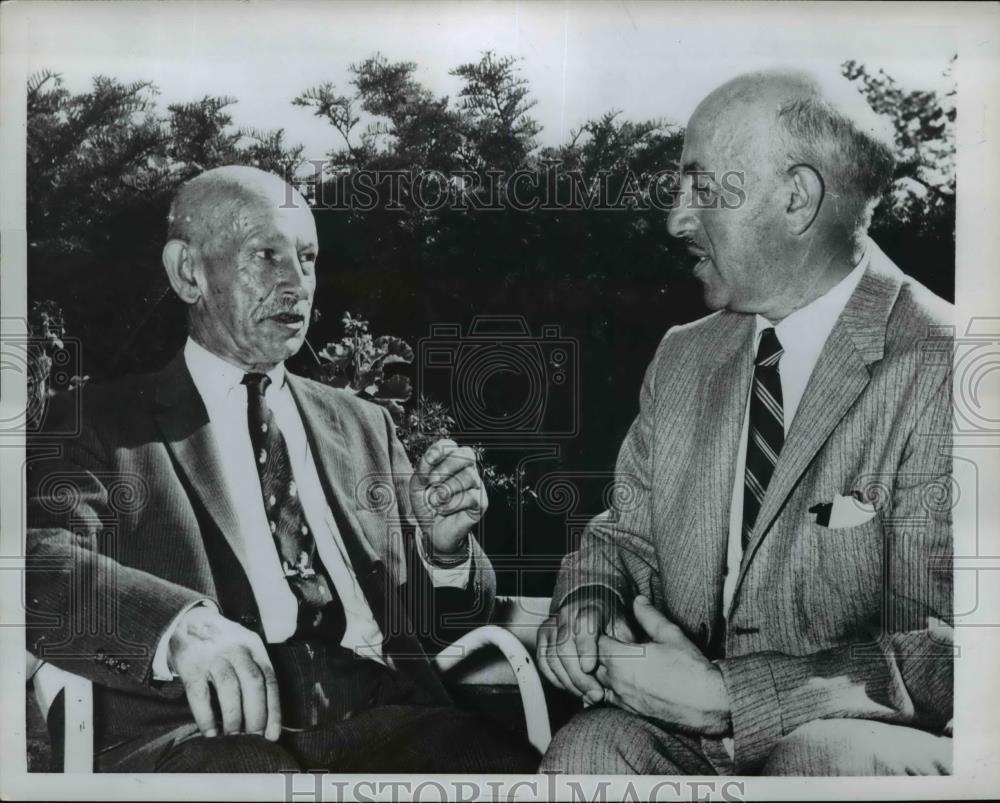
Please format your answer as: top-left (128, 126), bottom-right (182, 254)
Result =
top-left (537, 68), bottom-right (954, 775)
top-left (27, 165), bottom-right (538, 773)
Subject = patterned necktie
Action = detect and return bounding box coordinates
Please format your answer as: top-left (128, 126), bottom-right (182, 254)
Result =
top-left (742, 328), bottom-right (784, 550)
top-left (243, 373), bottom-right (345, 642)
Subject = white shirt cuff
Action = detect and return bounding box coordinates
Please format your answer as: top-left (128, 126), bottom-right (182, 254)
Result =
top-left (151, 599), bottom-right (218, 680)
top-left (710, 658), bottom-right (736, 760)
top-left (415, 532), bottom-right (472, 589)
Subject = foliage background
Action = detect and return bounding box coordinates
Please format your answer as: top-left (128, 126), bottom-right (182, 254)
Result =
top-left (26, 55), bottom-right (956, 593)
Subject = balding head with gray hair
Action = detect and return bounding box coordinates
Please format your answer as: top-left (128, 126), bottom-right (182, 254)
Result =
top-left (776, 80), bottom-right (895, 202)
top-left (167, 165), bottom-right (307, 251)
top-left (161, 165), bottom-right (318, 372)
top-left (696, 68), bottom-right (896, 230)
top-left (668, 67), bottom-right (898, 320)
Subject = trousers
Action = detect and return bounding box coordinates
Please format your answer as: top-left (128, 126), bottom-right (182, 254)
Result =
top-left (540, 706), bottom-right (952, 776)
top-left (88, 640), bottom-right (538, 773)
top-left (93, 704), bottom-right (536, 773)
top-left (87, 645), bottom-right (540, 774)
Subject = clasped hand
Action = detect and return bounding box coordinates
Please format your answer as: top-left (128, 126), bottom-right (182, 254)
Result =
top-left (537, 594), bottom-right (731, 736)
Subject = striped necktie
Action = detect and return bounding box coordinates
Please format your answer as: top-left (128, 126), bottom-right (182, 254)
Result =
top-left (742, 328), bottom-right (784, 550)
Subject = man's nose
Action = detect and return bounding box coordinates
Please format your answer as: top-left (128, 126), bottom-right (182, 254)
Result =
top-left (667, 184), bottom-right (698, 240)
top-left (278, 255), bottom-right (312, 298)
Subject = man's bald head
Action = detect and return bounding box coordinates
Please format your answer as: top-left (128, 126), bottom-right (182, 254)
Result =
top-left (691, 68), bottom-right (896, 228)
top-left (167, 165), bottom-right (308, 253)
top-left (162, 165), bottom-right (318, 372)
top-left (668, 67), bottom-right (897, 320)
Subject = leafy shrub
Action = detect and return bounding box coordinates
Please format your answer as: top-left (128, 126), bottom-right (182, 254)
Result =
top-left (310, 312), bottom-right (529, 501)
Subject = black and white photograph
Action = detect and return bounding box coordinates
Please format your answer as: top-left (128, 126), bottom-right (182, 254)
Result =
top-left (1, 1), bottom-right (998, 799)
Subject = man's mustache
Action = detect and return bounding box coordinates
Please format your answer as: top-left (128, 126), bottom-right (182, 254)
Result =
top-left (257, 298), bottom-right (311, 321)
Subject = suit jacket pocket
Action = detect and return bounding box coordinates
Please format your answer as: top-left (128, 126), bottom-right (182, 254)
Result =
top-left (351, 508), bottom-right (406, 585)
top-left (804, 514), bottom-right (884, 637)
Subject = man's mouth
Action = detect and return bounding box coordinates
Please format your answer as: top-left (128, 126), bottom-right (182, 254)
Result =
top-left (267, 311), bottom-right (306, 327)
top-left (686, 244), bottom-right (712, 273)
top-left (686, 242), bottom-right (709, 259)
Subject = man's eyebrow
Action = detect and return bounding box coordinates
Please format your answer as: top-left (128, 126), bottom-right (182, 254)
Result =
top-left (242, 230), bottom-right (316, 250)
top-left (680, 159), bottom-right (706, 175)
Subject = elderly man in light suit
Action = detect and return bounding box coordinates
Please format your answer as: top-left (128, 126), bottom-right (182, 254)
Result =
top-left (27, 166), bottom-right (538, 773)
top-left (537, 69), bottom-right (954, 775)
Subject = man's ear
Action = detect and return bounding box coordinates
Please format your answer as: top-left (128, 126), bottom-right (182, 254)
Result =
top-left (784, 164), bottom-right (825, 235)
top-left (162, 240), bottom-right (203, 305)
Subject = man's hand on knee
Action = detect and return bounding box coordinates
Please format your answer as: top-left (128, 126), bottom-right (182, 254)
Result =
top-left (537, 590), bottom-right (635, 704)
top-left (168, 606), bottom-right (282, 742)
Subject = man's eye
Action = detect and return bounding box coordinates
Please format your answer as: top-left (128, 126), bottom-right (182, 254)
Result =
top-left (693, 184), bottom-right (715, 203)
top-left (299, 252), bottom-right (316, 264)
top-left (254, 248), bottom-right (276, 261)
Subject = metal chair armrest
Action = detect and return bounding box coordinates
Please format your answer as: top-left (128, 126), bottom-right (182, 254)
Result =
top-left (432, 624), bottom-right (552, 754)
top-left (489, 595), bottom-right (552, 652)
top-left (26, 653), bottom-right (93, 773)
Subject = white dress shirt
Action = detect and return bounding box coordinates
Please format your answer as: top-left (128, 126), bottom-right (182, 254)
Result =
top-left (722, 253), bottom-right (869, 615)
top-left (152, 338), bottom-right (469, 677)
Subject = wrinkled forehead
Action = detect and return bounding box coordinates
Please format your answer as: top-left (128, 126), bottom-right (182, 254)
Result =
top-left (681, 94), bottom-right (776, 175)
top-left (241, 194), bottom-right (316, 238)
top-left (203, 190), bottom-right (317, 252)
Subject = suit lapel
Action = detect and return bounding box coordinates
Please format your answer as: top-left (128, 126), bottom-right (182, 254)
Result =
top-left (683, 314), bottom-right (755, 628)
top-left (285, 376), bottom-right (390, 579)
top-left (287, 376), bottom-right (444, 698)
top-left (151, 352), bottom-right (244, 572)
top-left (731, 245), bottom-right (904, 606)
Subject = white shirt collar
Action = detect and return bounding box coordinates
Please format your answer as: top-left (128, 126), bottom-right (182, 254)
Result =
top-left (753, 248), bottom-right (870, 357)
top-left (184, 337), bottom-right (286, 406)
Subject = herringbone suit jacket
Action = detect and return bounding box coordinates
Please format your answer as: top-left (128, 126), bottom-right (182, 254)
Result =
top-left (553, 242), bottom-right (954, 771)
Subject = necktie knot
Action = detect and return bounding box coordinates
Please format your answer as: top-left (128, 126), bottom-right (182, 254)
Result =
top-left (755, 328), bottom-right (783, 368)
top-left (242, 372), bottom-right (272, 397)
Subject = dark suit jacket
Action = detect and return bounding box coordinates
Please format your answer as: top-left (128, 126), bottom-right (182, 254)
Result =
top-left (26, 351), bottom-right (497, 752)
top-left (553, 242), bottom-right (954, 771)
